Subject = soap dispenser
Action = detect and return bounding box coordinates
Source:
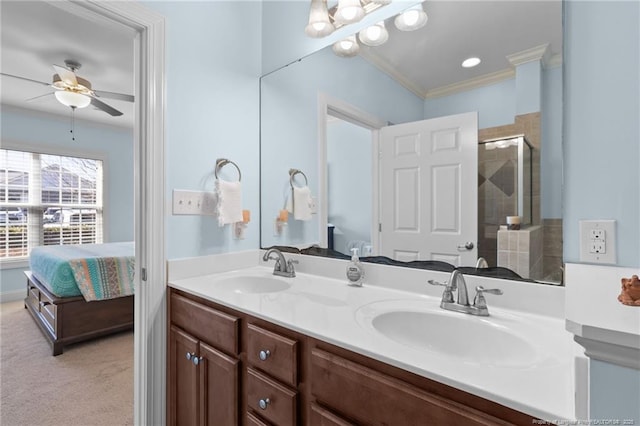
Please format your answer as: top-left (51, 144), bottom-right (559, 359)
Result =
top-left (346, 248), bottom-right (365, 287)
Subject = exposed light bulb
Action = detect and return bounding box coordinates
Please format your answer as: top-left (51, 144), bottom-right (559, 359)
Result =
top-left (395, 3), bottom-right (428, 31)
top-left (305, 0), bottom-right (335, 38)
top-left (334, 0), bottom-right (365, 25)
top-left (359, 21), bottom-right (389, 47)
top-left (332, 35), bottom-right (360, 58)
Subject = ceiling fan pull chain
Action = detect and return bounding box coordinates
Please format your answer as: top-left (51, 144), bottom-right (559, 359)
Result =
top-left (70, 106), bottom-right (76, 141)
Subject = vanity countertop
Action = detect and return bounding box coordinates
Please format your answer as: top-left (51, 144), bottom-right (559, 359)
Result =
top-left (169, 259), bottom-right (579, 422)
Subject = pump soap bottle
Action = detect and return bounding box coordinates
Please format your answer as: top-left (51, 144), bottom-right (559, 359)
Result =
top-left (346, 248), bottom-right (365, 287)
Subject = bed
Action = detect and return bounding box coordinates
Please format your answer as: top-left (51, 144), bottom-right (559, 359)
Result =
top-left (24, 242), bottom-right (135, 356)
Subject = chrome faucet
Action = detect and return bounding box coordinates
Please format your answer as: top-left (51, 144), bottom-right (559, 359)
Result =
top-left (262, 248), bottom-right (298, 278)
top-left (428, 269), bottom-right (502, 316)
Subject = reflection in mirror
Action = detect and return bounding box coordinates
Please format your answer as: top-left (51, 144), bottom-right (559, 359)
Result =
top-left (261, 1), bottom-right (563, 285)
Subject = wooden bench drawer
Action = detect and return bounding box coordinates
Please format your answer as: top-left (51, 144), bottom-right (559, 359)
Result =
top-left (170, 293), bottom-right (239, 355)
top-left (246, 323), bottom-right (297, 387)
top-left (247, 368), bottom-right (297, 426)
top-left (246, 412), bottom-right (270, 426)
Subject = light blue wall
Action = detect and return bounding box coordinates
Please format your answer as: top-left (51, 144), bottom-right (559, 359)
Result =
top-left (590, 360), bottom-right (640, 422)
top-left (565, 1), bottom-right (640, 421)
top-left (260, 46), bottom-right (424, 248)
top-left (564, 0), bottom-right (640, 267)
top-left (0, 107), bottom-right (134, 294)
top-left (143, 1), bottom-right (262, 260)
top-left (423, 78), bottom-right (517, 129)
top-left (515, 61), bottom-right (542, 115)
top-left (327, 119), bottom-right (372, 255)
top-left (542, 65), bottom-right (563, 219)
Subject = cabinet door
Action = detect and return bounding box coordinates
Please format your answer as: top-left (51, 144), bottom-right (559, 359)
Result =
top-left (199, 341), bottom-right (239, 426)
top-left (169, 326), bottom-right (199, 426)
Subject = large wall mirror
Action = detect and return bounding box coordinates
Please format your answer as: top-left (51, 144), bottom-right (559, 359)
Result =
top-left (260, 1), bottom-right (563, 285)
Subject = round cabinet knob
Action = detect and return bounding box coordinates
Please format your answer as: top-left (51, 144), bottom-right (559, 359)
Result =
top-left (192, 356), bottom-right (203, 366)
top-left (258, 398), bottom-right (270, 410)
top-left (258, 350), bottom-right (271, 361)
top-left (185, 352), bottom-right (193, 361)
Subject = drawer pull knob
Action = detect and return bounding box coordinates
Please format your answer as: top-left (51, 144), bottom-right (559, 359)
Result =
top-left (258, 398), bottom-right (270, 410)
top-left (39, 301), bottom-right (51, 307)
top-left (258, 349), bottom-right (271, 361)
top-left (192, 356), bottom-right (203, 366)
top-left (186, 352), bottom-right (193, 361)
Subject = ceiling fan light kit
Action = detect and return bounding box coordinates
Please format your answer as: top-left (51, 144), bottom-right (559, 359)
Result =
top-left (54, 90), bottom-right (91, 109)
top-left (0, 58), bottom-right (132, 117)
top-left (305, 1), bottom-right (428, 57)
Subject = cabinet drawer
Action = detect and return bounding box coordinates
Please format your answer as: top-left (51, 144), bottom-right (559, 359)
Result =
top-left (247, 368), bottom-right (297, 426)
top-left (39, 299), bottom-right (56, 332)
top-left (311, 348), bottom-right (506, 426)
top-left (246, 323), bottom-right (298, 387)
top-left (246, 412), bottom-right (270, 426)
top-left (170, 293), bottom-right (239, 355)
top-left (310, 403), bottom-right (356, 426)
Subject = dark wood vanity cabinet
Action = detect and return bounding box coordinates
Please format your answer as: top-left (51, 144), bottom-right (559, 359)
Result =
top-left (168, 288), bottom-right (538, 426)
top-left (168, 293), bottom-right (240, 426)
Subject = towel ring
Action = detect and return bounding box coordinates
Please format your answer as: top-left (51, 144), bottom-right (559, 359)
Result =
top-left (289, 168), bottom-right (308, 189)
top-left (215, 158), bottom-right (241, 182)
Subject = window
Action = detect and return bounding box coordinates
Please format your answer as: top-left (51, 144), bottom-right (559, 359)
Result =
top-left (0, 149), bottom-right (103, 261)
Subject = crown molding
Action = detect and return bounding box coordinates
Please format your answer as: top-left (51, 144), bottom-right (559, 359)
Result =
top-left (425, 68), bottom-right (515, 99)
top-left (359, 49), bottom-right (427, 99)
top-left (507, 43), bottom-right (551, 67)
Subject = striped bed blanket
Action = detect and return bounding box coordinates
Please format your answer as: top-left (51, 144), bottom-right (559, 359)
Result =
top-left (29, 242), bottom-right (135, 301)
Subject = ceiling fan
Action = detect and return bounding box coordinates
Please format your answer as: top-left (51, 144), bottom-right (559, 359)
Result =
top-left (1, 59), bottom-right (133, 117)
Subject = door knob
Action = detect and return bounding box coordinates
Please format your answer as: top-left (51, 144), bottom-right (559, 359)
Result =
top-left (457, 242), bottom-right (474, 250)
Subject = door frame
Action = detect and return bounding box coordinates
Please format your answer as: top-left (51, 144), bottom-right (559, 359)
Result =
top-left (49, 1), bottom-right (166, 424)
top-left (317, 93), bottom-right (387, 253)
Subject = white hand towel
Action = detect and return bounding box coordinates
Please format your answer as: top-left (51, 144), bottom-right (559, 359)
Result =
top-left (293, 186), bottom-right (312, 221)
top-left (215, 179), bottom-right (243, 226)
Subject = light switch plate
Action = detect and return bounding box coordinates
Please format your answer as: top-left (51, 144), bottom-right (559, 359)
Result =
top-left (172, 190), bottom-right (217, 215)
top-left (579, 220), bottom-right (616, 264)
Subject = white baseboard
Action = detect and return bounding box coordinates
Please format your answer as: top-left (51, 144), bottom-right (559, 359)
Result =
top-left (0, 289), bottom-right (24, 304)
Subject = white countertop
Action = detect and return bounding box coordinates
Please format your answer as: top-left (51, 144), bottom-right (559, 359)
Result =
top-left (565, 263), bottom-right (640, 370)
top-left (168, 253), bottom-right (580, 422)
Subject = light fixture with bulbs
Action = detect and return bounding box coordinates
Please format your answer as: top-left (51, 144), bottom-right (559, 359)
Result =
top-left (305, 1), bottom-right (429, 58)
top-left (332, 35), bottom-right (360, 57)
top-left (394, 3), bottom-right (428, 31)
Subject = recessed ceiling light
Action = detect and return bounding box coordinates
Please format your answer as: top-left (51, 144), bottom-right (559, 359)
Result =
top-left (462, 57), bottom-right (481, 68)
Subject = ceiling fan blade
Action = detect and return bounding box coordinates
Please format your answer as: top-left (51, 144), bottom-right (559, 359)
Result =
top-left (25, 92), bottom-right (54, 102)
top-left (52, 64), bottom-right (77, 86)
top-left (94, 89), bottom-right (134, 103)
top-left (90, 96), bottom-right (123, 116)
top-left (0, 72), bottom-right (50, 86)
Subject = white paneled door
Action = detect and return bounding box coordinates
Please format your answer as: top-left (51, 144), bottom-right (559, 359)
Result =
top-left (379, 112), bottom-right (478, 266)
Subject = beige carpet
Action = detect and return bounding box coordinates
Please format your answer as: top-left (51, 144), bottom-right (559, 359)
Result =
top-left (0, 300), bottom-right (133, 425)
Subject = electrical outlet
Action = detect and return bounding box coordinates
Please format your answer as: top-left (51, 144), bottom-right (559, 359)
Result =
top-left (589, 241), bottom-right (606, 254)
top-left (172, 190), bottom-right (217, 215)
top-left (590, 229), bottom-right (605, 241)
top-left (579, 220), bottom-right (616, 264)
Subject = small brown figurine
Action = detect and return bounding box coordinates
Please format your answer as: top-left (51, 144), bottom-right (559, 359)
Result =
top-left (618, 275), bottom-right (640, 306)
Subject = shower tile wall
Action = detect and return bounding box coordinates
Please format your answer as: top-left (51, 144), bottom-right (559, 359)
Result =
top-left (497, 226), bottom-right (544, 280)
top-left (478, 112), bottom-right (541, 267)
top-left (543, 218), bottom-right (563, 282)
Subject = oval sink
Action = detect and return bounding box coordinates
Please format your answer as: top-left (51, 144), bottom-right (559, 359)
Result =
top-left (372, 311), bottom-right (537, 366)
top-left (212, 276), bottom-right (291, 294)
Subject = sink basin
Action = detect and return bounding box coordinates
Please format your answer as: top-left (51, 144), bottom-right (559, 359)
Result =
top-left (357, 300), bottom-right (541, 367)
top-left (212, 275), bottom-right (291, 294)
